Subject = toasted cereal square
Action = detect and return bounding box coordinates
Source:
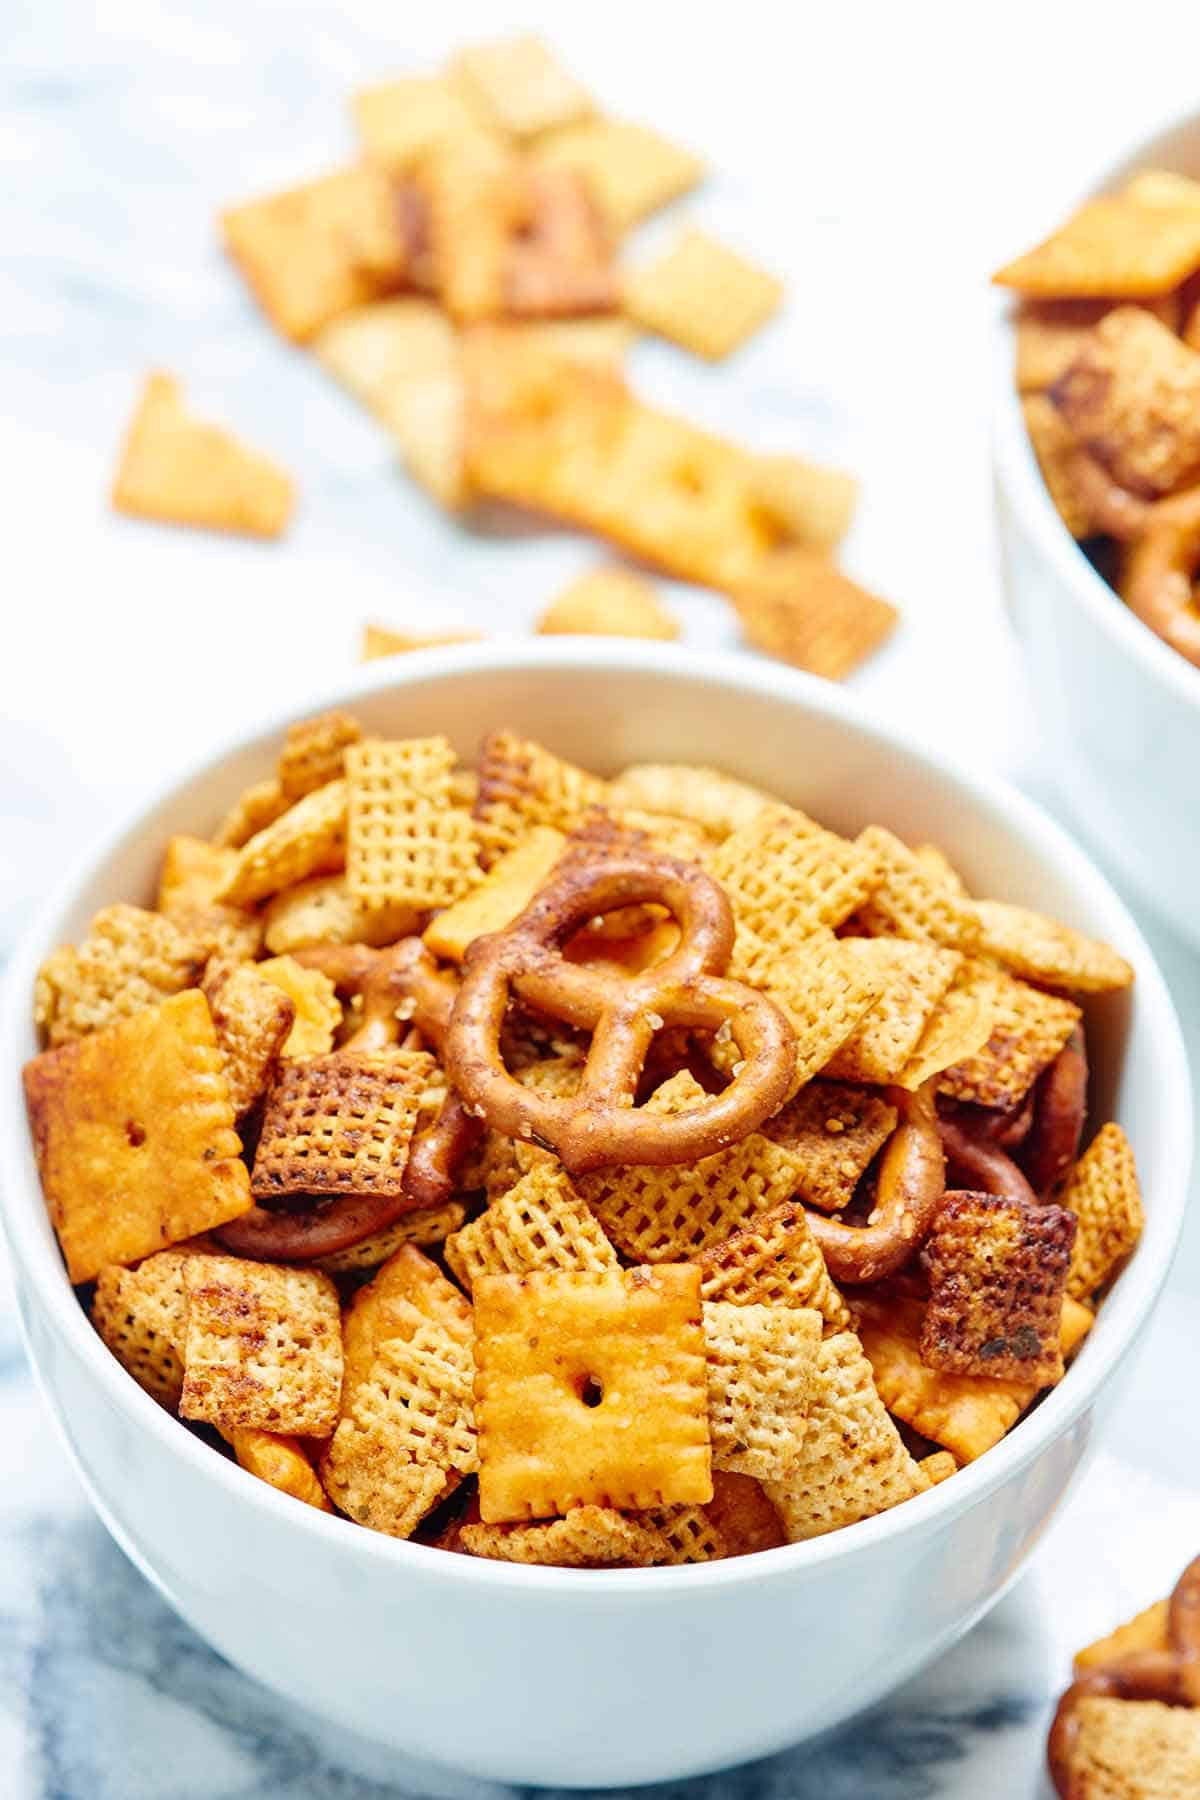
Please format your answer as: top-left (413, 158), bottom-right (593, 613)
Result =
top-left (221, 166), bottom-right (409, 344)
top-left (179, 1255), bottom-right (342, 1434)
top-left (937, 961), bottom-right (1081, 1110)
top-left (993, 189), bottom-right (1200, 298)
top-left (254, 955), bottom-right (341, 1059)
top-left (734, 547), bottom-right (898, 681)
top-left (223, 1428), bottom-right (331, 1511)
top-left (1015, 298), bottom-right (1114, 393)
top-left (459, 1506), bottom-right (667, 1568)
top-left (533, 119), bottom-right (705, 229)
top-left (91, 1249), bottom-right (191, 1407)
top-left (1064, 1697), bottom-right (1200, 1797)
top-left (346, 738), bottom-right (479, 910)
top-left (745, 452), bottom-right (859, 554)
top-left (263, 876), bottom-right (419, 957)
top-left (919, 1451), bottom-right (958, 1486)
top-left (854, 827), bottom-right (981, 950)
top-left (762, 1081), bottom-right (898, 1212)
top-left (352, 73), bottom-right (485, 171)
top-left (423, 826), bottom-right (566, 961)
top-left (642, 1504), bottom-right (727, 1564)
top-left (452, 35), bottom-right (593, 140)
top-left (313, 1201), bottom-right (467, 1273)
top-left (35, 904), bottom-right (207, 1047)
top-left (156, 836), bottom-right (240, 913)
top-left (474, 728), bottom-right (610, 864)
top-left (1052, 306), bottom-right (1200, 497)
top-left (822, 940), bottom-right (962, 1084)
top-left (217, 781), bottom-right (348, 908)
top-left (576, 1071), bottom-right (805, 1263)
top-left (537, 566), bottom-right (680, 640)
top-left (625, 228), bottom-right (782, 360)
top-left (1064, 1122), bottom-right (1145, 1300)
top-left (338, 1246), bottom-right (473, 1420)
top-left (1075, 1598), bottom-right (1170, 1671)
top-left (278, 711), bottom-right (362, 804)
top-left (710, 806), bottom-right (880, 949)
top-left (724, 926), bottom-right (884, 1092)
top-left (202, 956), bottom-right (294, 1116)
top-left (112, 373), bottom-right (294, 537)
top-left (251, 1049), bottom-right (432, 1201)
top-left (698, 1199), bottom-right (850, 1330)
top-left (473, 1264), bottom-right (711, 1522)
top-left (895, 964), bottom-right (997, 1091)
top-left (23, 990), bottom-right (252, 1283)
top-left (921, 1192), bottom-right (1076, 1383)
top-left (762, 1330), bottom-right (929, 1540)
top-left (703, 1470), bottom-right (786, 1557)
top-left (213, 777), bottom-right (289, 850)
top-left (704, 1301), bottom-right (820, 1480)
top-left (607, 763), bottom-right (770, 840)
top-left (361, 622), bottom-right (483, 661)
top-left (445, 1161), bottom-right (616, 1291)
top-left (972, 898), bottom-right (1133, 994)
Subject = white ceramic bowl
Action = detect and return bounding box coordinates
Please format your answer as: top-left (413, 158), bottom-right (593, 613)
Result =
top-left (993, 110), bottom-right (1200, 948)
top-left (0, 644), bottom-right (1191, 1788)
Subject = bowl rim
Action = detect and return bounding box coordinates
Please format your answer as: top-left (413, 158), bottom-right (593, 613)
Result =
top-left (1, 639), bottom-right (1192, 1594)
top-left (991, 104), bottom-right (1200, 708)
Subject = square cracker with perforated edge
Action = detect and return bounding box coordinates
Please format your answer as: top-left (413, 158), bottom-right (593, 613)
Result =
top-left (576, 1071), bottom-right (804, 1263)
top-left (352, 73), bottom-right (485, 171)
top-left (704, 1301), bottom-right (820, 1481)
top-left (698, 1198), bottom-right (850, 1330)
top-left (473, 1263), bottom-right (711, 1523)
top-left (710, 806), bottom-right (879, 949)
top-left (533, 119), bottom-right (705, 229)
top-left (346, 737), bottom-right (479, 911)
top-left (762, 1329), bottom-right (929, 1541)
top-left (423, 825), bottom-right (566, 961)
top-left (251, 1049), bottom-right (432, 1202)
top-left (1064, 1122), bottom-right (1144, 1300)
top-left (762, 1081), bottom-right (898, 1213)
top-left (23, 989), bottom-right (252, 1284)
top-left (625, 228), bottom-right (782, 360)
top-left (35, 903), bottom-right (207, 1048)
top-left (179, 1255), bottom-right (342, 1436)
top-left (821, 939), bottom-right (962, 1084)
top-left (217, 781), bottom-right (348, 909)
top-left (444, 1161), bottom-right (618, 1292)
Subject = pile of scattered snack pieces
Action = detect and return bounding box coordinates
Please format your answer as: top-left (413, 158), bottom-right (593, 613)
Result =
top-left (997, 166), bottom-right (1200, 670)
top-left (109, 34), bottom-right (897, 683)
top-left (23, 711), bottom-right (1144, 1566)
top-left (1048, 1555), bottom-right (1200, 1797)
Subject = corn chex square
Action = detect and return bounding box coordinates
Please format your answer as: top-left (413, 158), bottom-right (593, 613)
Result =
top-left (473, 1264), bottom-right (712, 1522)
top-left (576, 1071), bottom-right (802, 1262)
top-left (728, 926), bottom-right (887, 1092)
top-left (346, 737), bottom-right (479, 910)
top-left (1064, 1122), bottom-right (1145, 1300)
top-left (698, 1199), bottom-right (850, 1330)
top-left (937, 960), bottom-right (1081, 1110)
top-left (972, 898), bottom-right (1133, 994)
top-left (733, 546), bottom-right (898, 681)
top-left (704, 1301), bottom-right (820, 1480)
top-left (607, 763), bottom-right (771, 841)
top-left (251, 1049), bottom-right (433, 1202)
top-left (474, 728), bottom-right (610, 864)
top-left (709, 806), bottom-right (880, 949)
top-left (180, 1255), bottom-right (342, 1436)
top-left (762, 1081), bottom-right (898, 1212)
top-left (34, 903), bottom-right (207, 1048)
top-left (278, 710), bottom-right (362, 803)
top-left (459, 1506), bottom-right (666, 1568)
top-left (201, 956), bottom-right (295, 1117)
top-left (854, 827), bottom-right (982, 951)
top-left (822, 939), bottom-right (962, 1084)
top-left (625, 228), bottom-right (783, 360)
top-left (91, 1248), bottom-right (192, 1408)
top-left (23, 989), bottom-right (252, 1284)
top-left (217, 781), bottom-right (348, 908)
top-left (313, 1201), bottom-right (467, 1273)
top-left (641, 1505), bottom-right (727, 1564)
top-left (444, 1161), bottom-right (617, 1292)
top-left (762, 1330), bottom-right (929, 1540)
top-left (338, 1247), bottom-right (473, 1425)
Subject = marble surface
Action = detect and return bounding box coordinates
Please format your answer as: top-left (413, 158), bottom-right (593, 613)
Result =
top-left (3, 3), bottom-right (1200, 1795)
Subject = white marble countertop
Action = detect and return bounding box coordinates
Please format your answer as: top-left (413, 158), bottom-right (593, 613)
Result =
top-left (3, 3), bottom-right (1199, 1794)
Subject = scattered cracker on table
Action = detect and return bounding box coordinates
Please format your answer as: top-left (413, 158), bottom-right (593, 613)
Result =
top-left (451, 35), bottom-right (594, 141)
top-left (746, 452), bottom-right (859, 552)
top-left (352, 73), bottom-right (487, 172)
top-left (112, 373), bottom-right (295, 537)
top-left (624, 228), bottom-right (783, 360)
top-left (733, 547), bottom-right (898, 680)
top-left (532, 118), bottom-right (705, 230)
top-left (180, 1254), bottom-right (343, 1436)
top-left (537, 566), bottom-right (680, 640)
top-left (361, 622), bottom-right (484, 660)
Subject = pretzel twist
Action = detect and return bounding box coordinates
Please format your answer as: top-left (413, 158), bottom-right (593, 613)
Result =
top-left (802, 1079), bottom-right (946, 1284)
top-left (1120, 486), bottom-right (1200, 667)
top-left (1048, 1557), bottom-right (1200, 1797)
top-left (1022, 1026), bottom-right (1088, 1199)
top-left (217, 940), bottom-right (480, 1261)
top-left (444, 848), bottom-right (797, 1175)
top-left (937, 1110), bottom-right (1039, 1208)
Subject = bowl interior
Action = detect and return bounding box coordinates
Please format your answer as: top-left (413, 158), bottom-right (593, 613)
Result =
top-left (1, 645), bottom-right (1191, 1573)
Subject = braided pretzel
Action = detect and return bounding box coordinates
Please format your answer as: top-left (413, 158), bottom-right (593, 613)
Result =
top-left (217, 940), bottom-right (480, 1260)
top-left (1120, 486), bottom-right (1200, 667)
top-left (803, 1080), bottom-right (946, 1284)
top-left (1049, 1557), bottom-right (1200, 1796)
top-left (444, 847), bottom-right (797, 1175)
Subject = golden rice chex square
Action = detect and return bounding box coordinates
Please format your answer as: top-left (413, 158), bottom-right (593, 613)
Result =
top-left (709, 806), bottom-right (880, 949)
top-left (217, 780), bottom-right (348, 908)
top-left (704, 1301), bottom-right (821, 1481)
top-left (346, 737), bottom-right (480, 910)
top-left (762, 1081), bottom-right (898, 1212)
top-left (444, 1161), bottom-right (618, 1292)
top-left (1064, 1122), bottom-right (1145, 1300)
top-left (729, 927), bottom-right (887, 1092)
top-left (854, 826), bottom-right (981, 951)
top-left (937, 962), bottom-right (1081, 1110)
top-left (91, 1248), bottom-right (192, 1409)
top-left (459, 1506), bottom-right (666, 1568)
top-left (179, 1255), bottom-right (343, 1436)
top-left (251, 1049), bottom-right (433, 1201)
top-left (277, 710), bottom-right (362, 803)
top-left (201, 956), bottom-right (295, 1117)
top-left (698, 1199), bottom-right (850, 1330)
top-left (473, 728), bottom-right (610, 864)
top-left (34, 903), bottom-right (207, 1047)
top-left (821, 939), bottom-right (962, 1084)
top-left (473, 1264), bottom-right (712, 1523)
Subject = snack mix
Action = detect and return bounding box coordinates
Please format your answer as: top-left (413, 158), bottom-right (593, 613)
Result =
top-left (109, 33), bottom-right (896, 683)
top-left (996, 168), bottom-right (1200, 668)
top-left (1048, 1556), bottom-right (1200, 1797)
top-left (24, 712), bottom-right (1142, 1567)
